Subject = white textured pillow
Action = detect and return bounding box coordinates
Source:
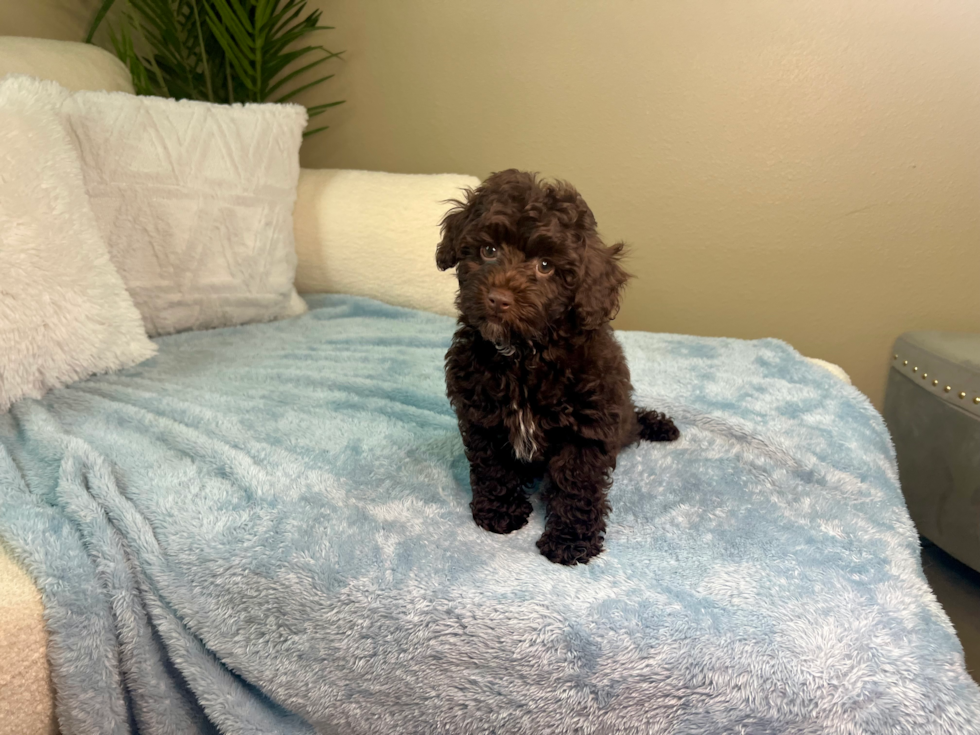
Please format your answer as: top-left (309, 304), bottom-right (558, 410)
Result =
top-left (62, 92), bottom-right (309, 336)
top-left (0, 75), bottom-right (157, 413)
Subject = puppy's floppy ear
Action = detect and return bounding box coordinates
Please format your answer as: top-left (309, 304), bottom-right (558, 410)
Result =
top-left (436, 190), bottom-right (476, 271)
top-left (574, 238), bottom-right (631, 330)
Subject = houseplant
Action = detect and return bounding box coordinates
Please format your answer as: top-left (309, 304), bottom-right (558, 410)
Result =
top-left (86, 0), bottom-right (343, 136)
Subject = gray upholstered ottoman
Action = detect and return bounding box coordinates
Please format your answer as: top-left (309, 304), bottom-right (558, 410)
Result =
top-left (884, 331), bottom-right (980, 572)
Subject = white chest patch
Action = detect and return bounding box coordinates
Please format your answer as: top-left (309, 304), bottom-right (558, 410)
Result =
top-left (509, 402), bottom-right (539, 462)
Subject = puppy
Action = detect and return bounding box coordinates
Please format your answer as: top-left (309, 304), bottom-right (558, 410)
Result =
top-left (437, 169), bottom-right (679, 565)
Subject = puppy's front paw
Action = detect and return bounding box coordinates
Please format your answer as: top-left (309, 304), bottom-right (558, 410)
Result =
top-left (471, 497), bottom-right (532, 535)
top-left (536, 529), bottom-right (604, 566)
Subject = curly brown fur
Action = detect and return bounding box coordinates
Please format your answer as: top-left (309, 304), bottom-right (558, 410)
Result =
top-left (438, 169), bottom-right (680, 565)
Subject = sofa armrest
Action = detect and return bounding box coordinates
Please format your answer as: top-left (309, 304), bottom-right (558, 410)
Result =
top-left (805, 357), bottom-right (852, 384)
top-left (0, 37), bottom-right (134, 94)
top-left (0, 548), bottom-right (56, 735)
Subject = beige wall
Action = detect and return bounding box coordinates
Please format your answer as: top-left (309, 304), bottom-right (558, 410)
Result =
top-left (298, 0), bottom-right (980, 408)
top-left (0, 0), bottom-right (99, 42)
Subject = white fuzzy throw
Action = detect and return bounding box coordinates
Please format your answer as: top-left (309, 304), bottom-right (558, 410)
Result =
top-left (0, 75), bottom-right (157, 413)
top-left (63, 92), bottom-right (309, 336)
top-left (293, 168), bottom-right (478, 316)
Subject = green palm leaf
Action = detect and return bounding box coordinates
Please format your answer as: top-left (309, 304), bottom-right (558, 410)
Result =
top-left (87, 0), bottom-right (343, 136)
top-left (86, 0), bottom-right (119, 43)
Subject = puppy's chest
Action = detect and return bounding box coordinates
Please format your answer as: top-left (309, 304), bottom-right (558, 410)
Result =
top-left (500, 379), bottom-right (540, 463)
top-left (494, 365), bottom-right (569, 463)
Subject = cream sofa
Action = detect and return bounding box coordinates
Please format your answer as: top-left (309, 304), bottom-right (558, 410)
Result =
top-left (0, 36), bottom-right (852, 735)
top-left (0, 36), bottom-right (459, 735)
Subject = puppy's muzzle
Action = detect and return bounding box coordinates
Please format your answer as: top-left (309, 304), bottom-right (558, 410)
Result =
top-left (487, 288), bottom-right (514, 317)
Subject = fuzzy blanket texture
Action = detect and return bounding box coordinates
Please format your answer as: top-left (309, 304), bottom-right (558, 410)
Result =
top-left (1, 295), bottom-right (978, 735)
top-left (0, 75), bottom-right (157, 413)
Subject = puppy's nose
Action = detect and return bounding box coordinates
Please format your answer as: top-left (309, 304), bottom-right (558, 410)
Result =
top-left (487, 288), bottom-right (513, 313)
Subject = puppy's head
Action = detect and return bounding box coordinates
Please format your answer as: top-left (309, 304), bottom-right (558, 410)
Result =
top-left (436, 169), bottom-right (629, 347)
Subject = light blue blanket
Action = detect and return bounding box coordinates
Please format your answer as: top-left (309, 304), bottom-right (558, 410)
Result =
top-left (2, 295), bottom-right (978, 735)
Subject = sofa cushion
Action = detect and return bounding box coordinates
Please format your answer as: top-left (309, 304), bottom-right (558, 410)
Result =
top-left (293, 168), bottom-right (478, 316)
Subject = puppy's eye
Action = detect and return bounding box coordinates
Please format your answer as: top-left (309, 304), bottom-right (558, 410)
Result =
top-left (536, 258), bottom-right (555, 276)
top-left (480, 244), bottom-right (498, 260)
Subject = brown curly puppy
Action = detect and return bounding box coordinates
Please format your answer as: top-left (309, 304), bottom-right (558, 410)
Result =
top-left (437, 169), bottom-right (679, 565)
